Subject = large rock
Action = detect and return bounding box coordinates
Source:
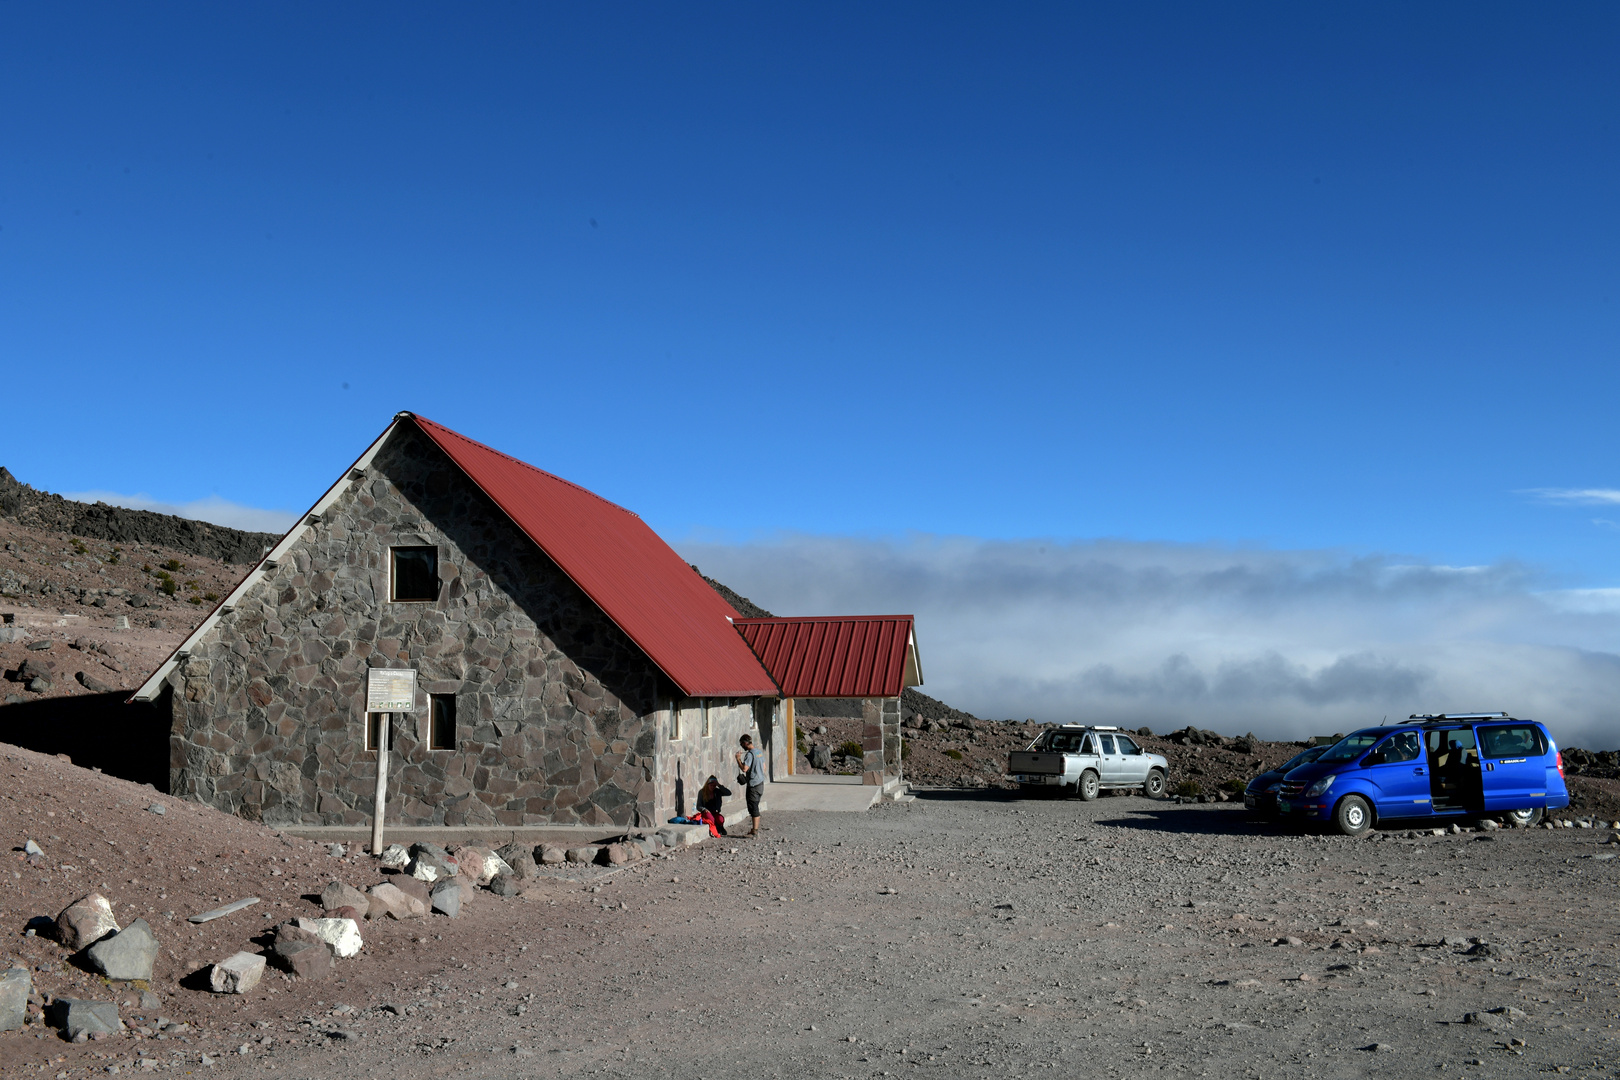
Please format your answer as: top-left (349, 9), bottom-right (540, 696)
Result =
top-left (538, 844), bottom-right (566, 865)
top-left (389, 874), bottom-right (431, 904)
top-left (0, 967), bottom-right (30, 1032)
top-left (407, 843), bottom-right (457, 882)
top-left (496, 842), bottom-right (537, 880)
top-left (319, 882), bottom-right (370, 918)
top-left (377, 844), bottom-right (410, 869)
top-left (489, 874), bottom-right (522, 897)
top-left (269, 939), bottom-right (332, 980)
top-left (809, 744), bottom-right (833, 769)
top-left (565, 846), bottom-right (600, 864)
top-left (272, 921), bottom-right (322, 947)
top-left (366, 883), bottom-right (427, 920)
top-left (56, 893), bottom-right (120, 951)
top-left (293, 917), bottom-right (363, 958)
top-left (430, 880), bottom-right (468, 918)
top-left (85, 919), bottom-right (159, 981)
top-left (48, 998), bottom-right (121, 1040)
top-left (209, 952), bottom-right (265, 994)
top-left (601, 843), bottom-right (633, 866)
top-left (451, 845), bottom-right (511, 886)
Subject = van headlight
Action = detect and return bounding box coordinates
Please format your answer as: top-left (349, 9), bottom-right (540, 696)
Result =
top-left (1304, 776), bottom-right (1334, 797)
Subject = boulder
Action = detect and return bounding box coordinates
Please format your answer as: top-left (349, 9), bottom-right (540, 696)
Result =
top-left (430, 880), bottom-right (467, 918)
top-left (17, 657), bottom-right (54, 682)
top-left (377, 844), bottom-right (411, 870)
top-left (601, 843), bottom-right (632, 866)
top-left (496, 842), bottom-right (537, 880)
top-left (323, 905), bottom-right (363, 921)
top-left (366, 883), bottom-right (427, 920)
top-left (450, 845), bottom-right (510, 886)
top-left (565, 846), bottom-right (600, 864)
top-left (75, 670), bottom-right (115, 694)
top-left (272, 921), bottom-right (322, 947)
top-left (538, 844), bottom-right (566, 865)
top-left (269, 939), bottom-right (331, 980)
top-left (56, 893), bottom-right (120, 951)
top-left (809, 745), bottom-right (833, 769)
top-left (319, 882), bottom-right (370, 918)
top-left (388, 875), bottom-right (431, 904)
top-left (0, 967), bottom-right (30, 1032)
top-left (489, 874), bottom-right (522, 898)
top-left (293, 917), bottom-right (363, 958)
top-left (85, 919), bottom-right (159, 982)
top-left (209, 952), bottom-right (265, 994)
top-left (47, 998), bottom-right (120, 1040)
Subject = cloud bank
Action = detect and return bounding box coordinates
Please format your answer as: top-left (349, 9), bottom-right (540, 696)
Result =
top-left (677, 534), bottom-right (1620, 749)
top-left (62, 490), bottom-right (297, 534)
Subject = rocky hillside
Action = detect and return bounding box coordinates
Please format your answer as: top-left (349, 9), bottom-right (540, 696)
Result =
top-left (0, 467), bottom-right (279, 565)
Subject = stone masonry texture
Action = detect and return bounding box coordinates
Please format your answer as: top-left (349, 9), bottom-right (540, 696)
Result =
top-left (164, 424), bottom-right (695, 829)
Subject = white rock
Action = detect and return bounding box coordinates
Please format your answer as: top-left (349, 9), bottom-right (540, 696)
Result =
top-left (408, 860), bottom-right (440, 883)
top-left (209, 952), bottom-right (265, 994)
top-left (378, 844), bottom-right (410, 869)
top-left (294, 917), bottom-right (363, 958)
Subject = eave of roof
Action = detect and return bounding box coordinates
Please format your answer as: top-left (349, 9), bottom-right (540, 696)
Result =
top-left (732, 615), bottom-right (922, 699)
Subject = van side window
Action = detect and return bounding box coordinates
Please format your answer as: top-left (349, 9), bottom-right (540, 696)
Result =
top-left (1098, 735), bottom-right (1116, 754)
top-left (1114, 734), bottom-right (1140, 755)
top-left (1479, 725), bottom-right (1544, 759)
top-left (1379, 732), bottom-right (1421, 763)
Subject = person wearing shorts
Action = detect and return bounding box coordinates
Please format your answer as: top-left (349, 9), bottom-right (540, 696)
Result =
top-left (736, 734), bottom-right (766, 837)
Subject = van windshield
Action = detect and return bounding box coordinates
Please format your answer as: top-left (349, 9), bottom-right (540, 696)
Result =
top-left (1315, 733), bottom-right (1381, 764)
top-left (1278, 747), bottom-right (1326, 772)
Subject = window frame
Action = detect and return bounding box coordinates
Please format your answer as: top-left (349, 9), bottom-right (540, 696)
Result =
top-left (701, 698), bottom-right (712, 738)
top-left (389, 545), bottom-right (440, 603)
top-left (365, 711), bottom-right (388, 752)
top-left (428, 693), bottom-right (457, 751)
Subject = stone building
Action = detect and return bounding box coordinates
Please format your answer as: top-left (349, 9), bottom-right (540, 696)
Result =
top-left (131, 413), bottom-right (802, 830)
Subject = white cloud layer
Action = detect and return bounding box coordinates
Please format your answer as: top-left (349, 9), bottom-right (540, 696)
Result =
top-left (678, 534), bottom-right (1620, 750)
top-left (1522, 487), bottom-right (1620, 505)
top-left (62, 490), bottom-right (297, 534)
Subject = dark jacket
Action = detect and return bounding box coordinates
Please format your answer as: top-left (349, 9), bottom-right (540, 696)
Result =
top-left (697, 782), bottom-right (732, 816)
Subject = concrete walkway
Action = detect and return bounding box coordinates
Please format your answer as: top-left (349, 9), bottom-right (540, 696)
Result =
top-left (763, 776), bottom-right (885, 812)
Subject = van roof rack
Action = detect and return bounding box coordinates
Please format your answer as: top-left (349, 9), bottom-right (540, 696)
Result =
top-left (1408, 712), bottom-right (1510, 721)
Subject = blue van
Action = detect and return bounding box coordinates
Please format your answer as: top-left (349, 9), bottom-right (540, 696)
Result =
top-left (1275, 712), bottom-right (1569, 836)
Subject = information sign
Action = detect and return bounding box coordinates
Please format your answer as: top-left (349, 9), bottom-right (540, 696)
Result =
top-left (366, 668), bottom-right (417, 713)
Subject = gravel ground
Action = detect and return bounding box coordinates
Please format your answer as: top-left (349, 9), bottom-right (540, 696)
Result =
top-left (8, 745), bottom-right (1620, 1080)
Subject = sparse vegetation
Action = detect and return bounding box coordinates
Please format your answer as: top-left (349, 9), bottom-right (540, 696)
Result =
top-left (70, 538), bottom-right (87, 554)
top-left (107, 546), bottom-right (122, 565)
top-left (838, 740), bottom-right (865, 760)
top-left (203, 591), bottom-right (219, 602)
top-left (1174, 779), bottom-right (1204, 797)
top-left (1219, 778), bottom-right (1245, 792)
top-left (944, 748), bottom-right (964, 761)
top-left (162, 558), bottom-right (183, 573)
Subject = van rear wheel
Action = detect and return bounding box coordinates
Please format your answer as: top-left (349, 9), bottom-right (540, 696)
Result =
top-left (1078, 770), bottom-right (1100, 801)
top-left (1333, 795), bottom-right (1372, 837)
top-left (1504, 807), bottom-right (1543, 828)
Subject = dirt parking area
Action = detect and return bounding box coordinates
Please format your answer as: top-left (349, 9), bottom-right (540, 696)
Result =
top-left (7, 761), bottom-right (1620, 1080)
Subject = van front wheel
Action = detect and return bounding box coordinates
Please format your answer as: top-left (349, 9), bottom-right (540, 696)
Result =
top-left (1144, 769), bottom-right (1166, 799)
top-left (1333, 795), bottom-right (1372, 837)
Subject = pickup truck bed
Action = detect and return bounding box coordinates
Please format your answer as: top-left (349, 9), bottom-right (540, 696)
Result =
top-left (1008, 750), bottom-right (1069, 775)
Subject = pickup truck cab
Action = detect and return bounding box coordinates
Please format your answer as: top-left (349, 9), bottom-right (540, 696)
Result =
top-left (1276, 712), bottom-right (1569, 836)
top-left (1008, 725), bottom-right (1170, 800)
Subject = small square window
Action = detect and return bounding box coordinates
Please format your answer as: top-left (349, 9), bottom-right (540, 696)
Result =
top-left (429, 694), bottom-right (457, 750)
top-left (390, 546), bottom-right (438, 602)
top-left (365, 712), bottom-right (389, 752)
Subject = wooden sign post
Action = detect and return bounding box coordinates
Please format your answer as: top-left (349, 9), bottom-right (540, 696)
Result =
top-left (366, 668), bottom-right (417, 855)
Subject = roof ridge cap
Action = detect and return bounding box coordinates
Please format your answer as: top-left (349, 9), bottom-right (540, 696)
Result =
top-left (411, 414), bottom-right (641, 519)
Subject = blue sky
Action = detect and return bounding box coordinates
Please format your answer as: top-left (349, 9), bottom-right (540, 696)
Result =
top-left (5, 5), bottom-right (1619, 737)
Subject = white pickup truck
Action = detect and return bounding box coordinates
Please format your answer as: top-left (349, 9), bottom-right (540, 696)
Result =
top-left (1007, 724), bottom-right (1169, 800)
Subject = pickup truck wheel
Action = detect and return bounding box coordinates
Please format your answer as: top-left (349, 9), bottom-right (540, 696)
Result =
top-left (1503, 808), bottom-right (1543, 828)
top-left (1333, 795), bottom-right (1372, 837)
top-left (1078, 770), bottom-right (1100, 801)
top-left (1144, 769), bottom-right (1166, 799)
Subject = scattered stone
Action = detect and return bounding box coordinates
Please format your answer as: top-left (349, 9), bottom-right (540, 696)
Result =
top-left (367, 883), bottom-right (427, 920)
top-left (272, 921), bottom-right (321, 947)
top-left (268, 939), bottom-right (332, 980)
top-left (209, 953), bottom-right (265, 994)
top-left (187, 897), bottom-right (259, 924)
top-left (489, 874), bottom-right (522, 898)
top-left (23, 839), bottom-right (43, 856)
top-left (326, 843), bottom-right (346, 858)
top-left (1361, 1043), bottom-right (1395, 1053)
top-left (293, 917), bottom-right (363, 958)
top-left (47, 999), bottom-right (121, 1040)
top-left (377, 844), bottom-right (410, 869)
top-left (74, 670), bottom-right (114, 694)
top-left (878, 886), bottom-right (898, 895)
top-left (86, 919), bottom-right (160, 982)
top-left (319, 882), bottom-right (370, 919)
top-left (430, 880), bottom-right (467, 918)
top-left (25, 639), bottom-right (52, 652)
top-left (0, 967), bottom-right (30, 1032)
top-left (145, 803), bottom-right (165, 816)
top-left (56, 893), bottom-right (121, 950)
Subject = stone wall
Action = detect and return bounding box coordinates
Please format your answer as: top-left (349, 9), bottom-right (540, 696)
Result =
top-left (653, 697), bottom-right (763, 823)
top-left (861, 696), bottom-right (903, 785)
top-left (164, 424), bottom-right (674, 829)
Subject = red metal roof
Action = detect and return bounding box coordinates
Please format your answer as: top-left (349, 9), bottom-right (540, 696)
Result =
top-left (732, 616), bottom-right (920, 698)
top-left (409, 414), bottom-right (777, 697)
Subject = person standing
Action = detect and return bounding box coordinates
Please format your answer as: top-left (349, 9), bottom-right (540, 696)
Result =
top-left (735, 734), bottom-right (766, 837)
